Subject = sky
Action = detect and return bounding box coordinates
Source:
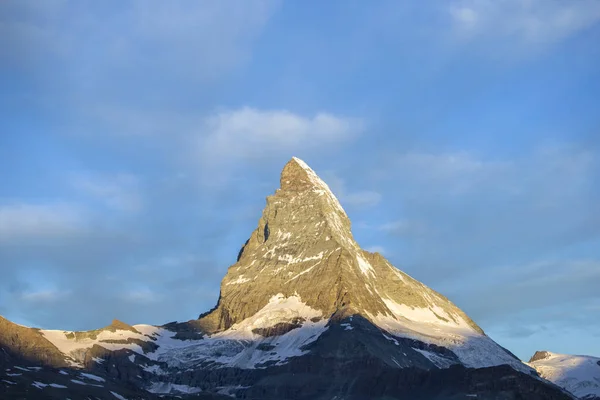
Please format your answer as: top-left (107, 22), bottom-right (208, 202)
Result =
top-left (1, 0), bottom-right (599, 361)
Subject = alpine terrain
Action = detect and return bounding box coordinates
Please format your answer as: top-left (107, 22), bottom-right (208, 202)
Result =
top-left (528, 351), bottom-right (600, 400)
top-left (0, 157), bottom-right (576, 399)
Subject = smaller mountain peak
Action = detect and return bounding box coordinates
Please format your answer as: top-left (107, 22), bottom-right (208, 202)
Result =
top-left (280, 157), bottom-right (328, 192)
top-left (529, 350), bottom-right (552, 363)
top-left (106, 319), bottom-right (139, 334)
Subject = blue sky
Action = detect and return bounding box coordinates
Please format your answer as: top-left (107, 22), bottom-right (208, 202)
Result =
top-left (1, 0), bottom-right (599, 360)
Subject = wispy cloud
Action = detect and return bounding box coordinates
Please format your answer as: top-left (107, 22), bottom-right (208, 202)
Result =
top-left (321, 171), bottom-right (381, 209)
top-left (0, 0), bottom-right (278, 81)
top-left (21, 289), bottom-right (70, 303)
top-left (448, 0), bottom-right (600, 49)
top-left (199, 107), bottom-right (363, 162)
top-left (377, 144), bottom-right (600, 279)
top-left (71, 173), bottom-right (143, 213)
top-left (0, 203), bottom-right (87, 242)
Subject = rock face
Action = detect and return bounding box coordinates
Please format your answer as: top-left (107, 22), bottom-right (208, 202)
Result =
top-left (204, 156), bottom-right (474, 331)
top-left (0, 157), bottom-right (576, 399)
top-left (195, 157), bottom-right (524, 372)
top-left (0, 316), bottom-right (69, 368)
top-left (528, 351), bottom-right (600, 399)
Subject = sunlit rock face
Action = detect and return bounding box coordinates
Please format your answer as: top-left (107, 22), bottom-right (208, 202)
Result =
top-left (200, 156), bottom-right (482, 332)
top-left (196, 157), bottom-right (527, 372)
top-left (0, 158), bottom-right (576, 400)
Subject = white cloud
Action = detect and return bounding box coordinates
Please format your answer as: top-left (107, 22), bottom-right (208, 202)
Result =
top-left (390, 145), bottom-right (596, 200)
top-left (122, 288), bottom-right (162, 304)
top-left (0, 203), bottom-right (86, 242)
top-left (343, 191), bottom-right (382, 208)
top-left (199, 107), bottom-right (364, 161)
top-left (448, 0), bottom-right (600, 47)
top-left (320, 170), bottom-right (381, 209)
top-left (71, 173), bottom-right (142, 212)
top-left (21, 289), bottom-right (70, 303)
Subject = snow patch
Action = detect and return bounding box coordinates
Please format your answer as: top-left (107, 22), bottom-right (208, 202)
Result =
top-left (370, 311), bottom-right (531, 373)
top-left (142, 364), bottom-right (166, 375)
top-left (412, 348), bottom-right (457, 368)
top-left (278, 251), bottom-right (324, 265)
top-left (49, 383), bottom-right (68, 388)
top-left (285, 262), bottom-right (320, 282)
top-left (148, 382), bottom-right (203, 394)
top-left (80, 372), bottom-right (105, 382)
top-left (110, 391), bottom-right (129, 400)
top-left (226, 275), bottom-right (251, 285)
top-left (382, 298), bottom-right (471, 330)
top-left (356, 254), bottom-right (375, 277)
top-left (217, 385), bottom-right (251, 396)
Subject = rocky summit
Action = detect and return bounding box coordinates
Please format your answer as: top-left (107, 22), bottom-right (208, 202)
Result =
top-left (0, 158), bottom-right (578, 399)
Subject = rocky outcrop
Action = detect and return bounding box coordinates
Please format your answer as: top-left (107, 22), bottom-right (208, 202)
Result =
top-left (0, 316), bottom-right (68, 367)
top-left (529, 350), bottom-right (552, 363)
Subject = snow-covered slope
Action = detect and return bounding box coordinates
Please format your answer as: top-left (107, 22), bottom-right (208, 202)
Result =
top-left (528, 351), bottom-right (600, 399)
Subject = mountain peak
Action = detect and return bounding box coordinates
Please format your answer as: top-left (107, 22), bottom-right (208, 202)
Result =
top-left (528, 350), bottom-right (552, 363)
top-left (280, 157), bottom-right (332, 192)
top-left (195, 158), bottom-right (488, 346)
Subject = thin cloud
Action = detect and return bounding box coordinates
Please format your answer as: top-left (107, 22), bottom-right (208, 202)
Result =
top-left (376, 144), bottom-right (600, 284)
top-left (71, 172), bottom-right (143, 213)
top-left (200, 107), bottom-right (364, 162)
top-left (448, 0), bottom-right (600, 48)
top-left (0, 0), bottom-right (278, 82)
top-left (0, 203), bottom-right (87, 242)
top-left (320, 171), bottom-right (381, 209)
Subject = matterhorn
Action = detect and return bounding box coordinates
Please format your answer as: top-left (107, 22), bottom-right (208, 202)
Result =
top-left (0, 158), bottom-right (574, 399)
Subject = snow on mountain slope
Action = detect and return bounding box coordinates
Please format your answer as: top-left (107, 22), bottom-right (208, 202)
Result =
top-left (528, 351), bottom-right (600, 399)
top-left (40, 293), bottom-right (328, 370)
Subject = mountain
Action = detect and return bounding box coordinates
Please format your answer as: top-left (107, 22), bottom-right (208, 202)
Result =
top-left (0, 157), bottom-right (574, 399)
top-left (528, 351), bottom-right (600, 399)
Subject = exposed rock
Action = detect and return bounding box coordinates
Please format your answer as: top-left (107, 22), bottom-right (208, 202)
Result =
top-left (529, 350), bottom-right (552, 363)
top-left (0, 316), bottom-right (68, 368)
top-left (197, 157), bottom-right (483, 337)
